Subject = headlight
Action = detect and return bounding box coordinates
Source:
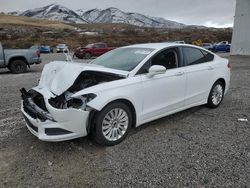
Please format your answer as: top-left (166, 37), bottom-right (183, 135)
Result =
top-left (67, 93), bottom-right (96, 109)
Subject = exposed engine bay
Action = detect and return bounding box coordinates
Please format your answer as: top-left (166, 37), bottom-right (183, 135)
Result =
top-left (48, 71), bottom-right (125, 110)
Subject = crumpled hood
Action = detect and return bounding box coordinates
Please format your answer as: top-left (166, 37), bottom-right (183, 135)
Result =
top-left (38, 61), bottom-right (128, 96)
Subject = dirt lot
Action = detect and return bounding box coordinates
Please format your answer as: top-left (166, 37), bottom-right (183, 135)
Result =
top-left (0, 53), bottom-right (249, 187)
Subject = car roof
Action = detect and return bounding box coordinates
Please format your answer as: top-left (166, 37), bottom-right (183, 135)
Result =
top-left (124, 43), bottom-right (197, 50)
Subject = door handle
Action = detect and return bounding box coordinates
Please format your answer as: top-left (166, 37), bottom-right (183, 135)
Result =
top-left (208, 66), bottom-right (214, 70)
top-left (175, 72), bottom-right (184, 76)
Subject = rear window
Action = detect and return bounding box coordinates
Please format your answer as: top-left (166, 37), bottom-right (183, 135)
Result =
top-left (202, 50), bottom-right (214, 62)
top-left (183, 47), bottom-right (214, 66)
top-left (94, 44), bottom-right (106, 48)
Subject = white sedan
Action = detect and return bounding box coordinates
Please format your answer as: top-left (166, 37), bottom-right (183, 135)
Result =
top-left (21, 43), bottom-right (231, 146)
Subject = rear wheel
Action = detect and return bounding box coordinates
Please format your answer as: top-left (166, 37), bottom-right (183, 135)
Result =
top-left (9, 60), bottom-right (27, 74)
top-left (207, 81), bottom-right (225, 108)
top-left (92, 102), bottom-right (132, 146)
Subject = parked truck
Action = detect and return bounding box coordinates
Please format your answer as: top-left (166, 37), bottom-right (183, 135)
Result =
top-left (0, 42), bottom-right (42, 73)
top-left (73, 43), bottom-right (115, 59)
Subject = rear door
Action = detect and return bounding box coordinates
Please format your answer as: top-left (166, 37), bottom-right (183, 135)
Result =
top-left (182, 47), bottom-right (215, 106)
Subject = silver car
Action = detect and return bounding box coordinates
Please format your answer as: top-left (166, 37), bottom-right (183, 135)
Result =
top-left (202, 43), bottom-right (213, 51)
top-left (56, 44), bottom-right (69, 53)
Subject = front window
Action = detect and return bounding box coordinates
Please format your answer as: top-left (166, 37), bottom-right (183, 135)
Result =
top-left (151, 48), bottom-right (179, 69)
top-left (58, 44), bottom-right (66, 47)
top-left (91, 47), bottom-right (154, 71)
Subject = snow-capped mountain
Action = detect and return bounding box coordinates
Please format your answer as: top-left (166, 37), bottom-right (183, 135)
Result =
top-left (76, 8), bottom-right (101, 23)
top-left (19, 3), bottom-right (88, 24)
top-left (10, 4), bottom-right (188, 28)
top-left (78, 7), bottom-right (185, 28)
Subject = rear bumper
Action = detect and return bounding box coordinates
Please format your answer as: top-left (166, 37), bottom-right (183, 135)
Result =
top-left (21, 90), bottom-right (89, 142)
top-left (30, 57), bottom-right (42, 65)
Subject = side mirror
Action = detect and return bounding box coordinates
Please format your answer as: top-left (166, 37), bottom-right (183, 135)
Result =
top-left (147, 65), bottom-right (166, 77)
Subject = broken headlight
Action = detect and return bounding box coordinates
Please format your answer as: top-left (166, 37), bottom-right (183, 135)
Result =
top-left (66, 93), bottom-right (97, 109)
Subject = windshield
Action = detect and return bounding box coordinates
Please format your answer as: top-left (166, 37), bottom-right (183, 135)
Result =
top-left (85, 44), bottom-right (94, 48)
top-left (58, 44), bottom-right (66, 47)
top-left (91, 47), bottom-right (154, 71)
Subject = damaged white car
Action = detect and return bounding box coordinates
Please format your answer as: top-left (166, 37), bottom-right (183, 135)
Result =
top-left (21, 43), bottom-right (231, 146)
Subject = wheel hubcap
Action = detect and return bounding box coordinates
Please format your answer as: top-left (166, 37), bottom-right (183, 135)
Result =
top-left (102, 108), bottom-right (129, 141)
top-left (211, 84), bottom-right (223, 105)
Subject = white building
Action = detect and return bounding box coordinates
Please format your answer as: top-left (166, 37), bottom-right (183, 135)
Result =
top-left (231, 0), bottom-right (250, 55)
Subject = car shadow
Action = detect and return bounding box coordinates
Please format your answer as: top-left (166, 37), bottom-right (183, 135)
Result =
top-left (131, 106), bottom-right (204, 134)
top-left (0, 69), bottom-right (41, 75)
top-left (44, 106), bottom-right (204, 149)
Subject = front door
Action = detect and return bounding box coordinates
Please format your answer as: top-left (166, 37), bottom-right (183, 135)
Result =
top-left (140, 47), bottom-right (186, 121)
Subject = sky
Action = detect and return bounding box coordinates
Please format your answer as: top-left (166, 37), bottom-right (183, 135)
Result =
top-left (0, 0), bottom-right (236, 28)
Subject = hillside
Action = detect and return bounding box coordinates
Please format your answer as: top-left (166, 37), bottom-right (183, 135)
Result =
top-left (0, 15), bottom-right (232, 50)
top-left (0, 14), bottom-right (74, 29)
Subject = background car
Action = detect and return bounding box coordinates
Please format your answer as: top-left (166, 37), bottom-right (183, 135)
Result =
top-left (213, 41), bottom-right (231, 52)
top-left (30, 45), bottom-right (53, 54)
top-left (73, 43), bottom-right (115, 59)
top-left (174, 41), bottom-right (186, 44)
top-left (56, 44), bottom-right (69, 53)
top-left (0, 43), bottom-right (41, 73)
top-left (201, 43), bottom-right (213, 51)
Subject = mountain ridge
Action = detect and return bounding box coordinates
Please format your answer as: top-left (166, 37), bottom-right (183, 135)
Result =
top-left (8, 3), bottom-right (198, 29)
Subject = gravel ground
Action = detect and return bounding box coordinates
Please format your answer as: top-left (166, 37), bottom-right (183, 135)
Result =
top-left (0, 53), bottom-right (249, 187)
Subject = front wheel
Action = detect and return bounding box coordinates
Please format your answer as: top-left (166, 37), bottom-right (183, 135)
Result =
top-left (92, 102), bottom-right (132, 146)
top-left (85, 53), bottom-right (91, 59)
top-left (207, 81), bottom-right (225, 108)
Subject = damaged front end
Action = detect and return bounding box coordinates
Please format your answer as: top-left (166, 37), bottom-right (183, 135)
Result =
top-left (48, 71), bottom-right (123, 110)
top-left (21, 88), bottom-right (54, 122)
top-left (20, 62), bottom-right (127, 141)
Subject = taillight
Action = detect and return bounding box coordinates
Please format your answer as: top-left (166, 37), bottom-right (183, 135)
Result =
top-left (36, 49), bottom-right (40, 57)
top-left (227, 62), bottom-right (231, 69)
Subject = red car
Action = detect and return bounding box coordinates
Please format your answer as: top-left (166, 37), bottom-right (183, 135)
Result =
top-left (74, 43), bottom-right (115, 59)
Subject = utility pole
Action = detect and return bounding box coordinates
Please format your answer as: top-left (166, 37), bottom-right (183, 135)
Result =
top-left (231, 0), bottom-right (250, 55)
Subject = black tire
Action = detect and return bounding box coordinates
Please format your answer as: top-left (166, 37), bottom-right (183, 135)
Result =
top-left (85, 53), bottom-right (91, 59)
top-left (207, 81), bottom-right (225, 108)
top-left (9, 60), bottom-right (27, 74)
top-left (92, 102), bottom-right (132, 146)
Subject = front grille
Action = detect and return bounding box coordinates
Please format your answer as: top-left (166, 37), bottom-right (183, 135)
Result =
top-left (23, 100), bottom-right (47, 122)
top-left (23, 115), bottom-right (38, 132)
top-left (23, 100), bottom-right (37, 119)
